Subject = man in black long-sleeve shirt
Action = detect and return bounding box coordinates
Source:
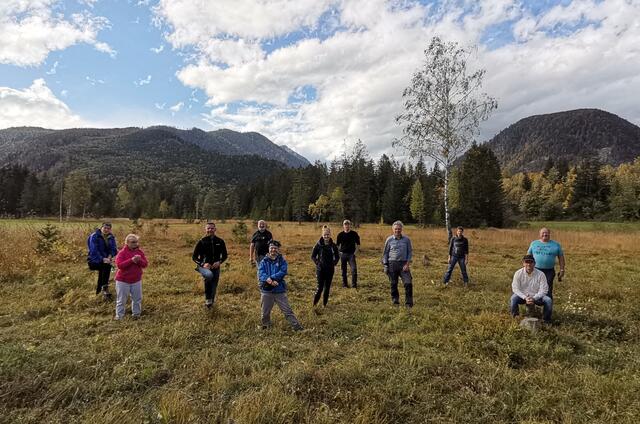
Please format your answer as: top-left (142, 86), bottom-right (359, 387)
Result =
top-left (442, 226), bottom-right (469, 287)
top-left (192, 222), bottom-right (228, 308)
top-left (336, 220), bottom-right (360, 288)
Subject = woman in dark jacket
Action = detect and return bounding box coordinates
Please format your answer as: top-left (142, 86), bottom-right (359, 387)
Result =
top-left (87, 222), bottom-right (118, 300)
top-left (311, 225), bottom-right (340, 307)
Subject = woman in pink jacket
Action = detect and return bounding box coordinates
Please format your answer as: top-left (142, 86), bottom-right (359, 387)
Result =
top-left (114, 234), bottom-right (148, 320)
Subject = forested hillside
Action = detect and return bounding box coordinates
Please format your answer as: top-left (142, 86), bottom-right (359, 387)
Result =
top-left (483, 109), bottom-right (640, 173)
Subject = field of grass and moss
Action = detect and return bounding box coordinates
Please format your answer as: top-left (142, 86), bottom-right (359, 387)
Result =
top-left (1, 219), bottom-right (639, 423)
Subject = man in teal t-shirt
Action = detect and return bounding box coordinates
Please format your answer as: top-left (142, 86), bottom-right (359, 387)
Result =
top-left (527, 227), bottom-right (565, 299)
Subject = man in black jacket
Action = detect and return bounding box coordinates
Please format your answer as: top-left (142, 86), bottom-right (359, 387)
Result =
top-left (249, 220), bottom-right (273, 266)
top-left (443, 226), bottom-right (469, 287)
top-left (192, 222), bottom-right (228, 308)
top-left (336, 219), bottom-right (360, 288)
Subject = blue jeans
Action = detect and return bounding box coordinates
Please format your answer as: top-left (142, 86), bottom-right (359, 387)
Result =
top-left (443, 255), bottom-right (468, 284)
top-left (196, 266), bottom-right (220, 302)
top-left (510, 294), bottom-right (553, 323)
top-left (536, 267), bottom-right (556, 298)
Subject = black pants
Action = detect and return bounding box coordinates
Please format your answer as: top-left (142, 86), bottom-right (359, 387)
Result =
top-left (340, 253), bottom-right (357, 287)
top-left (537, 267), bottom-right (556, 299)
top-left (314, 268), bottom-right (334, 306)
top-left (387, 261), bottom-right (413, 306)
top-left (89, 262), bottom-right (112, 294)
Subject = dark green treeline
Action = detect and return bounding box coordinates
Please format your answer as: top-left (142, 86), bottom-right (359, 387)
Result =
top-left (2, 142), bottom-right (637, 224)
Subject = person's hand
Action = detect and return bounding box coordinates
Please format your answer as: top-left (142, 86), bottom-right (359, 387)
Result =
top-left (203, 263), bottom-right (211, 269)
top-left (266, 277), bottom-right (277, 286)
top-left (132, 255), bottom-right (141, 263)
top-left (103, 257), bottom-right (111, 264)
top-left (526, 296), bottom-right (534, 305)
top-left (212, 261), bottom-right (221, 269)
top-left (402, 263), bottom-right (410, 272)
top-left (448, 256), bottom-right (452, 264)
top-left (558, 269), bottom-right (565, 281)
top-left (383, 265), bottom-right (389, 275)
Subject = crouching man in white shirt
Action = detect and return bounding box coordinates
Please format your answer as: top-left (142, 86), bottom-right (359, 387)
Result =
top-left (511, 254), bottom-right (553, 324)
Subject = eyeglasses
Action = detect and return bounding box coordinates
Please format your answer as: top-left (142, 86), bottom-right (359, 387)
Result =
top-left (524, 260), bottom-right (534, 264)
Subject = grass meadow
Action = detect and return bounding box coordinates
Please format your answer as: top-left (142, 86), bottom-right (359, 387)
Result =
top-left (1, 218), bottom-right (639, 423)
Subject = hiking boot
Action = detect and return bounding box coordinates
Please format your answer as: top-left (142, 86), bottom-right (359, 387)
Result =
top-left (205, 299), bottom-right (213, 309)
top-left (102, 291), bottom-right (113, 301)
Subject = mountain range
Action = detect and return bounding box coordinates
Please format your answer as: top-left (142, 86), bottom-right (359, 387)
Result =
top-left (0, 126), bottom-right (309, 185)
top-left (1, 108), bottom-right (638, 185)
top-left (482, 109), bottom-right (640, 173)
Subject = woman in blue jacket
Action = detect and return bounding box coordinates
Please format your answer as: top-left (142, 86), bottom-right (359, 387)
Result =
top-left (87, 222), bottom-right (117, 300)
top-left (258, 240), bottom-right (303, 331)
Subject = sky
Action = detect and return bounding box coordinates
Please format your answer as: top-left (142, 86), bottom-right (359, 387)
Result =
top-left (1, 0), bottom-right (639, 162)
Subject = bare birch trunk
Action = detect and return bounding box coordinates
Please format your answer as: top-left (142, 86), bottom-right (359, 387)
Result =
top-left (443, 165), bottom-right (452, 241)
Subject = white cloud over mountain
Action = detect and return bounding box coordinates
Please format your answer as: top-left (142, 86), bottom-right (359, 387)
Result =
top-left (156, 0), bottom-right (640, 160)
top-left (0, 79), bottom-right (83, 128)
top-left (1, 1), bottom-right (638, 162)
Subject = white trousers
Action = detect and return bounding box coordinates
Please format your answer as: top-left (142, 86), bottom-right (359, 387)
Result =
top-left (115, 280), bottom-right (142, 318)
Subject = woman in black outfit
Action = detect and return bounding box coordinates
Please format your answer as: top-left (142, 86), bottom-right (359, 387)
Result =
top-left (311, 225), bottom-right (340, 307)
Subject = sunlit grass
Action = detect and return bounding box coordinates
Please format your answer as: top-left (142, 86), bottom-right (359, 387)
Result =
top-left (1, 219), bottom-right (639, 423)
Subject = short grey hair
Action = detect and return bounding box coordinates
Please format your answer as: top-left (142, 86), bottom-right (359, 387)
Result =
top-left (343, 219), bottom-right (351, 225)
top-left (392, 221), bottom-right (404, 228)
top-left (125, 233), bottom-right (139, 243)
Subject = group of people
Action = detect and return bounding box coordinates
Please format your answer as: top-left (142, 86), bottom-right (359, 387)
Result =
top-left (86, 220), bottom-right (565, 327)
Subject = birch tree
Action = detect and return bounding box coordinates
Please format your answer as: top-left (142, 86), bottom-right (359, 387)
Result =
top-left (395, 36), bottom-right (497, 239)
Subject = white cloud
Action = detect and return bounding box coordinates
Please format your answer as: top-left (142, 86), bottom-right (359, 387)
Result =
top-left (134, 75), bottom-right (152, 86)
top-left (45, 60), bottom-right (58, 75)
top-left (77, 0), bottom-right (99, 7)
top-left (0, 79), bottom-right (84, 129)
top-left (0, 1), bottom-right (112, 66)
top-left (156, 0), bottom-right (335, 45)
top-left (199, 38), bottom-right (264, 66)
top-left (159, 0), bottom-right (640, 161)
top-left (150, 44), bottom-right (164, 53)
top-left (169, 101), bottom-right (184, 113)
top-left (154, 102), bottom-right (166, 110)
top-left (85, 76), bottom-right (105, 85)
top-left (94, 41), bottom-right (117, 58)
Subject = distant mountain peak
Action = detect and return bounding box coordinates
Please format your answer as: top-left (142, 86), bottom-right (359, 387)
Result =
top-left (482, 108), bottom-right (640, 173)
top-left (141, 125), bottom-right (310, 168)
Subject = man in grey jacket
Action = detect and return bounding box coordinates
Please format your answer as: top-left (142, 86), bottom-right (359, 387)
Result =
top-left (382, 221), bottom-right (413, 307)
